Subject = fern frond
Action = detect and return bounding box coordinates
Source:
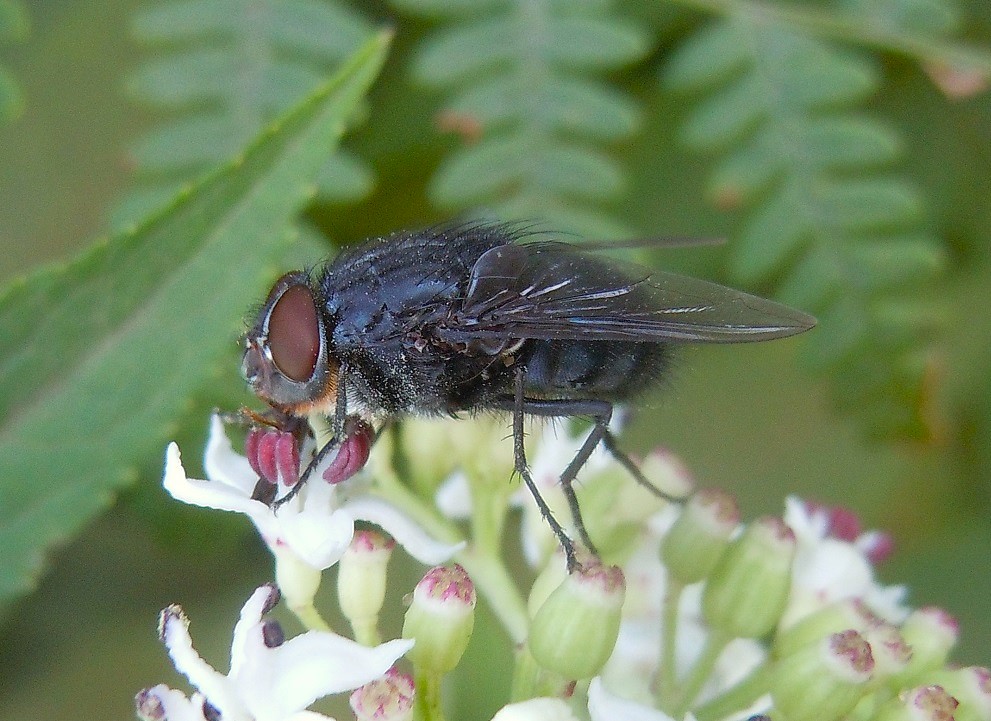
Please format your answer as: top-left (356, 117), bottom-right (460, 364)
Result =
top-left (394, 0), bottom-right (651, 238)
top-left (664, 15), bottom-right (948, 439)
top-left (114, 0), bottom-right (376, 229)
top-left (0, 0), bottom-right (29, 124)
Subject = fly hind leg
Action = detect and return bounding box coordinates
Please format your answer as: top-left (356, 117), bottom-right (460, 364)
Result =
top-left (492, 368), bottom-right (620, 570)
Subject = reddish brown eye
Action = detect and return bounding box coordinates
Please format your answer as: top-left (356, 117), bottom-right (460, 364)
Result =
top-left (268, 284), bottom-right (320, 382)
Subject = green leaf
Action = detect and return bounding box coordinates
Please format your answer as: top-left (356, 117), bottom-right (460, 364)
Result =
top-left (413, 17), bottom-right (515, 85)
top-left (662, 22), bottom-right (749, 91)
top-left (542, 15), bottom-right (649, 70)
top-left (0, 32), bottom-right (391, 605)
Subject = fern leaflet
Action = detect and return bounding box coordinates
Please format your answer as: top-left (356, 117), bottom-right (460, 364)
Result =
top-left (664, 14), bottom-right (948, 439)
top-left (393, 0), bottom-right (651, 238)
top-left (116, 0), bottom-right (376, 229)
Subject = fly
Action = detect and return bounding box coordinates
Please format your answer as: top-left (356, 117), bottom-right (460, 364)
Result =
top-left (241, 222), bottom-right (816, 571)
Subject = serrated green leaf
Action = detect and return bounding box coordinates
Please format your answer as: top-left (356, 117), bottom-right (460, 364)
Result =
top-left (414, 17), bottom-right (515, 85)
top-left (775, 246), bottom-right (846, 310)
top-left (0, 32), bottom-right (391, 605)
top-left (108, 183), bottom-right (186, 232)
top-left (662, 21), bottom-right (749, 91)
top-left (543, 15), bottom-right (649, 70)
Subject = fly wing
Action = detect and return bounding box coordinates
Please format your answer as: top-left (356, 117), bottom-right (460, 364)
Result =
top-left (440, 242), bottom-right (815, 344)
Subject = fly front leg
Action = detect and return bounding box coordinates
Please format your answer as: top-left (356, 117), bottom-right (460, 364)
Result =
top-left (272, 362), bottom-right (350, 509)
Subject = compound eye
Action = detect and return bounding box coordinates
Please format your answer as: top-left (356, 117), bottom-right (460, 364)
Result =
top-left (267, 284), bottom-right (321, 382)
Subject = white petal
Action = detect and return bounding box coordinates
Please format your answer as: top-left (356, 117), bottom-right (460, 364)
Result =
top-left (251, 634), bottom-right (414, 717)
top-left (587, 677), bottom-right (677, 721)
top-left (160, 607), bottom-right (248, 720)
top-left (281, 507), bottom-right (355, 570)
top-left (229, 586), bottom-right (275, 679)
top-left (137, 685), bottom-right (208, 721)
top-left (164, 444), bottom-right (266, 518)
top-left (343, 496), bottom-right (463, 564)
top-left (204, 414), bottom-right (259, 493)
top-left (490, 698), bottom-right (579, 721)
top-left (284, 713), bottom-right (339, 721)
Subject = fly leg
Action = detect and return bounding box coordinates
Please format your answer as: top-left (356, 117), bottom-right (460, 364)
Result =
top-left (271, 363), bottom-right (350, 509)
top-left (508, 367), bottom-right (581, 572)
top-left (601, 431), bottom-right (689, 503)
top-left (491, 371), bottom-right (620, 570)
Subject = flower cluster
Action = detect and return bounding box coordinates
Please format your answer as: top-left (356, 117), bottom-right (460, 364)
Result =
top-left (140, 414), bottom-right (989, 721)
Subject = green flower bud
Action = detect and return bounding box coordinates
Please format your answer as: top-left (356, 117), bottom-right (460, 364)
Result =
top-left (862, 622), bottom-right (912, 683)
top-left (527, 552), bottom-right (569, 619)
top-left (922, 667), bottom-right (991, 721)
top-left (338, 529), bottom-right (395, 643)
top-left (402, 564), bottom-right (476, 675)
top-left (662, 488), bottom-right (739, 585)
top-left (872, 685), bottom-right (959, 721)
top-left (893, 607), bottom-right (959, 686)
top-left (528, 560), bottom-right (625, 679)
top-left (702, 516), bottom-right (796, 639)
top-left (771, 630), bottom-right (874, 721)
top-left (774, 599), bottom-right (879, 659)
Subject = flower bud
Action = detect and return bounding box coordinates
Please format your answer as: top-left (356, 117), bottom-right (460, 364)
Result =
top-left (861, 622), bottom-right (912, 683)
top-left (662, 488), bottom-right (739, 585)
top-left (527, 551), bottom-right (569, 619)
top-left (528, 560), bottom-right (625, 679)
top-left (872, 685), bottom-right (959, 721)
top-left (771, 630), bottom-right (874, 721)
top-left (338, 530), bottom-right (395, 641)
top-left (350, 668), bottom-right (415, 721)
top-left (402, 564), bottom-right (476, 675)
top-left (702, 516), bottom-right (795, 639)
top-left (894, 607), bottom-right (959, 685)
top-left (922, 667), bottom-right (991, 721)
top-left (774, 599), bottom-right (879, 659)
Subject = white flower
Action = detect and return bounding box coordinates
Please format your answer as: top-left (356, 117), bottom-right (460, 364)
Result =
top-left (164, 415), bottom-right (459, 574)
top-left (135, 684), bottom-right (210, 721)
top-left (157, 584), bottom-right (413, 721)
top-left (782, 496), bottom-right (908, 625)
top-left (489, 697), bottom-right (579, 721)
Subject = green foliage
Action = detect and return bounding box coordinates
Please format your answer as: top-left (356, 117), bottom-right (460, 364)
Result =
top-left (113, 0), bottom-right (376, 229)
top-left (0, 0), bottom-right (28, 124)
top-left (0, 33), bottom-right (390, 605)
top-left (393, 0), bottom-right (651, 238)
top-left (663, 13), bottom-right (949, 438)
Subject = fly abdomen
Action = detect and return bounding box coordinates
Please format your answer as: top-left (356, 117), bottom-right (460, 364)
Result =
top-left (522, 339), bottom-right (670, 401)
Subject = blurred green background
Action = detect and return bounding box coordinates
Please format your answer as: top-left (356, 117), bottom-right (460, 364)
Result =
top-left (1, 1), bottom-right (989, 719)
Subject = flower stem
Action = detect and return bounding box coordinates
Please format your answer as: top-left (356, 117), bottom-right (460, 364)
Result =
top-left (289, 601), bottom-right (332, 632)
top-left (673, 628), bottom-right (732, 718)
top-left (372, 458), bottom-right (529, 643)
top-left (412, 671), bottom-right (446, 721)
top-left (693, 663), bottom-right (773, 721)
top-left (656, 578), bottom-right (685, 711)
